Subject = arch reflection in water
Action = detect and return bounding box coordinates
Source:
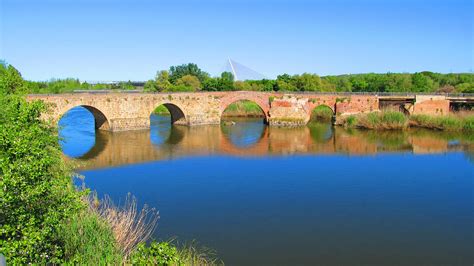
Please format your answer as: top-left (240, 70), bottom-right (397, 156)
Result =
top-left (59, 106), bottom-right (97, 158)
top-left (221, 118), bottom-right (266, 148)
top-left (308, 122), bottom-right (334, 143)
top-left (150, 114), bottom-right (185, 146)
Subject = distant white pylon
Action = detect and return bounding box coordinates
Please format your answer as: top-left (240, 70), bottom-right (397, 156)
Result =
top-left (224, 59), bottom-right (266, 81)
top-left (228, 58), bottom-right (238, 81)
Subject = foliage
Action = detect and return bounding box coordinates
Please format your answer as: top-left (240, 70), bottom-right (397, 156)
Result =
top-left (0, 94), bottom-right (83, 263)
top-left (169, 63), bottom-right (209, 83)
top-left (0, 63), bottom-right (26, 94)
top-left (130, 241), bottom-right (181, 265)
top-left (175, 74), bottom-right (201, 90)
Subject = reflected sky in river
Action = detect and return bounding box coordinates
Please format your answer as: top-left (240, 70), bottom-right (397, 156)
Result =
top-left (59, 107), bottom-right (474, 265)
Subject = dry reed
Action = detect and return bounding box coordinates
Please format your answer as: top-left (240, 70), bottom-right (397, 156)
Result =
top-left (88, 193), bottom-right (159, 259)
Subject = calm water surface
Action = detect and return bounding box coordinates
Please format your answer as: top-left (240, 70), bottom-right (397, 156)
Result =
top-left (60, 107), bottom-right (474, 266)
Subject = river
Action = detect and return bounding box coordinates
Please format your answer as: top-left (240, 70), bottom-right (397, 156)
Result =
top-left (59, 106), bottom-right (473, 265)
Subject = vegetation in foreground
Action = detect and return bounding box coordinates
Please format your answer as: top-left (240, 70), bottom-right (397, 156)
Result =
top-left (338, 111), bottom-right (474, 131)
top-left (0, 62), bottom-right (221, 265)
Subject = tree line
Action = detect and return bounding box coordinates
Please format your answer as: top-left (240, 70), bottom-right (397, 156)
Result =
top-left (144, 63), bottom-right (474, 93)
top-left (2, 60), bottom-right (474, 93)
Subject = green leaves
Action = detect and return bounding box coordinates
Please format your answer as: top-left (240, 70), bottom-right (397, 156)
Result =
top-left (130, 241), bottom-right (181, 265)
top-left (0, 94), bottom-right (82, 264)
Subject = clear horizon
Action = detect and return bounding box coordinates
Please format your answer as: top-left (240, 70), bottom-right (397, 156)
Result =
top-left (1, 0), bottom-right (473, 81)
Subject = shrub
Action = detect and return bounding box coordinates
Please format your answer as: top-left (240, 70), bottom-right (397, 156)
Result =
top-left (0, 95), bottom-right (83, 264)
top-left (130, 241), bottom-right (181, 265)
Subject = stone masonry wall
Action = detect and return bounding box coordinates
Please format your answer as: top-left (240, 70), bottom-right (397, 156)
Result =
top-left (27, 92), bottom-right (455, 131)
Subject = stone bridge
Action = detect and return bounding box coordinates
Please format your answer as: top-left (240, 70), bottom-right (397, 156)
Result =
top-left (27, 91), bottom-right (472, 131)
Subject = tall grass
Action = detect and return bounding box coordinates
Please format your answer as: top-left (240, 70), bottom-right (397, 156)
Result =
top-left (410, 114), bottom-right (474, 131)
top-left (341, 111), bottom-right (408, 130)
top-left (177, 240), bottom-right (223, 266)
top-left (91, 193), bottom-right (159, 259)
top-left (61, 209), bottom-right (123, 264)
top-left (340, 111), bottom-right (474, 132)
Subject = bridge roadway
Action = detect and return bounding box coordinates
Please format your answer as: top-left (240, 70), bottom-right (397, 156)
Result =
top-left (27, 91), bottom-right (474, 131)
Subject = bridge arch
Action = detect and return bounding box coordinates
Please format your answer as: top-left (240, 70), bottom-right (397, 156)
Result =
top-left (149, 102), bottom-right (188, 125)
top-left (219, 92), bottom-right (270, 121)
top-left (60, 105), bottom-right (110, 131)
top-left (309, 104), bottom-right (335, 123)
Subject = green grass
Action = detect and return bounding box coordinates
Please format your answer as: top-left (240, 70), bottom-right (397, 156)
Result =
top-left (340, 111), bottom-right (474, 132)
top-left (153, 105), bottom-right (170, 115)
top-left (222, 100), bottom-right (264, 117)
top-left (410, 114), bottom-right (474, 131)
top-left (341, 111), bottom-right (408, 130)
top-left (61, 208), bottom-right (123, 265)
top-left (311, 105), bottom-right (334, 122)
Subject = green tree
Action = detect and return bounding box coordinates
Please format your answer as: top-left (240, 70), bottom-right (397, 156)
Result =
top-left (175, 74), bottom-right (201, 91)
top-left (0, 64), bottom-right (25, 94)
top-left (169, 63), bottom-right (209, 83)
top-left (202, 77), bottom-right (219, 91)
top-left (218, 72), bottom-right (235, 91)
top-left (294, 73), bottom-right (321, 91)
top-left (155, 70), bottom-right (172, 91)
top-left (412, 72), bottom-right (435, 92)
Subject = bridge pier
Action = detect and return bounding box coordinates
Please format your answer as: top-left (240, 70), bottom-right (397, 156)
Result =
top-left (107, 117), bottom-right (150, 131)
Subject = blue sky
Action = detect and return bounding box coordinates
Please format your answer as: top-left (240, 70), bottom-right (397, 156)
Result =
top-left (1, 0), bottom-right (472, 81)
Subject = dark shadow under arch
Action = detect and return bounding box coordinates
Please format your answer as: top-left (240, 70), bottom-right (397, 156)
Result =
top-left (152, 103), bottom-right (187, 125)
top-left (81, 105), bottom-right (110, 130)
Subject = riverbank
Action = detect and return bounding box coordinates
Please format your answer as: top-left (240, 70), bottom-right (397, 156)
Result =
top-left (0, 65), bottom-right (220, 265)
top-left (337, 111), bottom-right (474, 131)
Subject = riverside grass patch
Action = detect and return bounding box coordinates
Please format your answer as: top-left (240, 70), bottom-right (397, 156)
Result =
top-left (410, 114), bottom-right (474, 131)
top-left (342, 111), bottom-right (408, 130)
top-left (340, 111), bottom-right (474, 132)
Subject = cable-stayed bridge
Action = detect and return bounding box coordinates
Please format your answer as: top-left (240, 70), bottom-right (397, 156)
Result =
top-left (224, 58), bottom-right (266, 81)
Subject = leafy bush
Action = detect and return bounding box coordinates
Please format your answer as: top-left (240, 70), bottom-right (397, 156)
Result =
top-left (130, 241), bottom-right (181, 265)
top-left (0, 95), bottom-right (83, 264)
